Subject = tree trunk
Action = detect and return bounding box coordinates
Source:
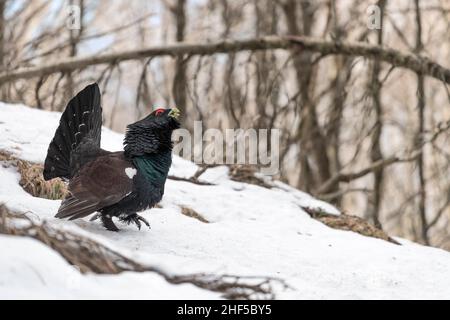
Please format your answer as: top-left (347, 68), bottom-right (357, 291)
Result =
top-left (65, 0), bottom-right (84, 107)
top-left (0, 0), bottom-right (6, 100)
top-left (369, 0), bottom-right (386, 228)
top-left (171, 0), bottom-right (187, 125)
top-left (281, 0), bottom-right (331, 193)
top-left (414, 0), bottom-right (429, 245)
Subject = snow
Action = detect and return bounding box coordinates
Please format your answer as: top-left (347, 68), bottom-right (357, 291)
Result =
top-left (1, 102), bottom-right (450, 299)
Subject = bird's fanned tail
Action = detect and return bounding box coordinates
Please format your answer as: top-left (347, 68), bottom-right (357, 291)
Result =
top-left (43, 83), bottom-right (102, 181)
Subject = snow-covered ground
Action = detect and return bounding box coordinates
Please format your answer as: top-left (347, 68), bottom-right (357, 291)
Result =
top-left (1, 102), bottom-right (450, 299)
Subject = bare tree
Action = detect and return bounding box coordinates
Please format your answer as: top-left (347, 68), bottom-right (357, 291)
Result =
top-left (368, 0), bottom-right (386, 228)
top-left (0, 0), bottom-right (5, 100)
top-left (168, 0), bottom-right (188, 125)
top-left (414, 0), bottom-right (428, 244)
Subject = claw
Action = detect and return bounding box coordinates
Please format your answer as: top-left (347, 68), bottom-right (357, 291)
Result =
top-left (120, 213), bottom-right (151, 230)
top-left (135, 218), bottom-right (141, 230)
top-left (137, 215), bottom-right (151, 229)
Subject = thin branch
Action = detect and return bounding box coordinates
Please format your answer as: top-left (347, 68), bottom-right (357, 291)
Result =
top-left (317, 152), bottom-right (421, 195)
top-left (168, 175), bottom-right (215, 186)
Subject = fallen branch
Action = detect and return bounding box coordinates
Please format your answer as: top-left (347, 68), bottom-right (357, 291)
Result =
top-left (0, 205), bottom-right (285, 299)
top-left (0, 36), bottom-right (449, 85)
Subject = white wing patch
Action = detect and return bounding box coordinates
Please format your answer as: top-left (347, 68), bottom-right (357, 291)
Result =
top-left (125, 167), bottom-right (137, 179)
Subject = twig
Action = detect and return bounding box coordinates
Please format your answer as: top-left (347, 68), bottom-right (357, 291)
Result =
top-left (168, 175), bottom-right (214, 186)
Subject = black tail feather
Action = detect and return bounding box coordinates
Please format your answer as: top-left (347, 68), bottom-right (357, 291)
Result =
top-left (43, 83), bottom-right (102, 180)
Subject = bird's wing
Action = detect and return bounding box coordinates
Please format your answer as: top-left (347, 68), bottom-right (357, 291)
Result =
top-left (55, 153), bottom-right (135, 220)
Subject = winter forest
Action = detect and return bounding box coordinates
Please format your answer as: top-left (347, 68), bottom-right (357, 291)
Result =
top-left (1, 0), bottom-right (450, 300)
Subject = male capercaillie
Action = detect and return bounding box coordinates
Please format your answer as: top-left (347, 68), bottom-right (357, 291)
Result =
top-left (43, 83), bottom-right (180, 231)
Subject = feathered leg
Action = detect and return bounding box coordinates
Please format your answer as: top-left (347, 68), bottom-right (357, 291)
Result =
top-left (90, 212), bottom-right (119, 231)
top-left (101, 214), bottom-right (119, 232)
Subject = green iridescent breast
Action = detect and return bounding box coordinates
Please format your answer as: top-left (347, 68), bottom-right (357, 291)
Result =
top-left (132, 151), bottom-right (172, 186)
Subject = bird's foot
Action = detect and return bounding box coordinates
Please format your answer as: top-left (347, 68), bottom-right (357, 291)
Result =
top-left (120, 213), bottom-right (151, 230)
top-left (91, 213), bottom-right (119, 231)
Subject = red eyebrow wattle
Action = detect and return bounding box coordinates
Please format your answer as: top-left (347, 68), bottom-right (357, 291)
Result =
top-left (154, 108), bottom-right (165, 115)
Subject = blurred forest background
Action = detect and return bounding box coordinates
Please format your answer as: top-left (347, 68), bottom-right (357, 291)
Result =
top-left (0, 0), bottom-right (449, 249)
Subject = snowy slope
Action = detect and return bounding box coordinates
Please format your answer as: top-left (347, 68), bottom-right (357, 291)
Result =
top-left (1, 102), bottom-right (450, 299)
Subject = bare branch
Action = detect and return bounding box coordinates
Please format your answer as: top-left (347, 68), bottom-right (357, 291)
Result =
top-left (0, 36), bottom-right (449, 85)
top-left (317, 152), bottom-right (421, 195)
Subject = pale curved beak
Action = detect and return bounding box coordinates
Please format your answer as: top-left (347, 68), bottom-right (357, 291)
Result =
top-left (168, 107), bottom-right (180, 119)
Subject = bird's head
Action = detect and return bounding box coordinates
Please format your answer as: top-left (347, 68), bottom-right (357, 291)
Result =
top-left (129, 107), bottom-right (181, 132)
top-left (123, 107), bottom-right (181, 157)
top-left (142, 107), bottom-right (181, 129)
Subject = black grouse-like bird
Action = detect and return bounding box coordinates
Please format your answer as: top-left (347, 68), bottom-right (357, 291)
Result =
top-left (43, 83), bottom-right (180, 231)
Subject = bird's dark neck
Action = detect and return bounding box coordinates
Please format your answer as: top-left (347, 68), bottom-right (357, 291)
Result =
top-left (132, 151), bottom-right (172, 186)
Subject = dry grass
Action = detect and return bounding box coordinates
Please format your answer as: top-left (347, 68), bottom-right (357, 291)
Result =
top-left (0, 151), bottom-right (67, 200)
top-left (301, 206), bottom-right (400, 245)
